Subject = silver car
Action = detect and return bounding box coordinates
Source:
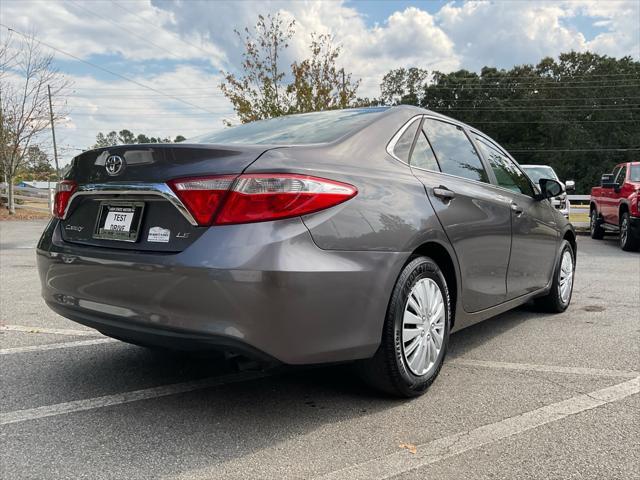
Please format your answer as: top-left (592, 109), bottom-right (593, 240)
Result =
top-left (521, 165), bottom-right (575, 218)
top-left (38, 106), bottom-right (576, 397)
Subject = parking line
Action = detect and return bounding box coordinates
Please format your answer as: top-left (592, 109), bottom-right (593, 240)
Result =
top-left (0, 338), bottom-right (117, 355)
top-left (0, 371), bottom-right (267, 426)
top-left (317, 376), bottom-right (640, 480)
top-left (1, 324), bottom-right (101, 337)
top-left (449, 358), bottom-right (638, 378)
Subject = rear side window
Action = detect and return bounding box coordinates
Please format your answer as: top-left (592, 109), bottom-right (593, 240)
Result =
top-left (411, 132), bottom-right (440, 171)
top-left (422, 119), bottom-right (489, 183)
top-left (615, 165), bottom-right (627, 184)
top-left (475, 137), bottom-right (534, 196)
top-left (392, 120), bottom-right (420, 162)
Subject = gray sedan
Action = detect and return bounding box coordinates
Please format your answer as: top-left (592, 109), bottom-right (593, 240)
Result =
top-left (37, 106), bottom-right (576, 397)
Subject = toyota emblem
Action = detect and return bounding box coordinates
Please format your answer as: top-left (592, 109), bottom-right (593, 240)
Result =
top-left (105, 155), bottom-right (125, 176)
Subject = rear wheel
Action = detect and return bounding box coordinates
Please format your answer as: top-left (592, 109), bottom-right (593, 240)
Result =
top-left (358, 256), bottom-right (450, 397)
top-left (590, 209), bottom-right (604, 239)
top-left (620, 212), bottom-right (639, 251)
top-left (534, 240), bottom-right (575, 313)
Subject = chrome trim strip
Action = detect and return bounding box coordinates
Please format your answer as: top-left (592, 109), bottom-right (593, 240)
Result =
top-left (62, 183), bottom-right (198, 226)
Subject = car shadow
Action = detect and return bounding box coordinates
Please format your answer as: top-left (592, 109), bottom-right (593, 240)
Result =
top-left (8, 306), bottom-right (554, 478)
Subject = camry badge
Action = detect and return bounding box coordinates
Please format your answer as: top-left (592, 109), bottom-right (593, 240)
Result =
top-left (105, 155), bottom-right (125, 176)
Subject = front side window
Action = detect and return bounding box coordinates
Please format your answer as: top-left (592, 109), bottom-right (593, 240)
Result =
top-left (422, 119), bottom-right (489, 183)
top-left (475, 137), bottom-right (535, 196)
top-left (392, 120), bottom-right (420, 163)
top-left (630, 165), bottom-right (640, 182)
top-left (410, 131), bottom-right (440, 171)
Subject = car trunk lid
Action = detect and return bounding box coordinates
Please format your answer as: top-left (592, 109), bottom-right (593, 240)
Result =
top-left (59, 144), bottom-right (271, 252)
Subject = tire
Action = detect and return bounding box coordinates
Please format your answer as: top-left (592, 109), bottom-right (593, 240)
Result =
top-left (358, 256), bottom-right (451, 397)
top-left (590, 209), bottom-right (604, 239)
top-left (534, 240), bottom-right (575, 313)
top-left (619, 212), bottom-right (639, 251)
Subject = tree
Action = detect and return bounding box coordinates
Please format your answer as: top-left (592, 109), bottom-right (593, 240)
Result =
top-left (380, 67), bottom-right (429, 105)
top-left (288, 34), bottom-right (360, 113)
top-left (220, 13), bottom-right (295, 123)
top-left (220, 13), bottom-right (362, 123)
top-left (92, 130), bottom-right (184, 148)
top-left (0, 32), bottom-right (70, 214)
top-left (379, 52), bottom-right (639, 193)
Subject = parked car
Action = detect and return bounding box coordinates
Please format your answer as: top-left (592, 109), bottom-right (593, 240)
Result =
top-left (521, 165), bottom-right (574, 218)
top-left (590, 161), bottom-right (640, 251)
top-left (37, 106), bottom-right (576, 397)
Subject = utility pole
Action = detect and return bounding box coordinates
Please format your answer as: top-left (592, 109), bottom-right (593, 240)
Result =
top-left (341, 69), bottom-right (346, 108)
top-left (47, 84), bottom-right (61, 180)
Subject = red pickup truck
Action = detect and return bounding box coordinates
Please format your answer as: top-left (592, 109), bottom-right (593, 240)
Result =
top-left (590, 161), bottom-right (640, 251)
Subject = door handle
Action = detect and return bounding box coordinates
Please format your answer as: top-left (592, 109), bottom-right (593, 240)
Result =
top-left (511, 202), bottom-right (524, 216)
top-left (433, 186), bottom-right (455, 202)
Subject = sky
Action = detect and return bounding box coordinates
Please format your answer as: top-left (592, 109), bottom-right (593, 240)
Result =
top-left (1, 0), bottom-right (639, 165)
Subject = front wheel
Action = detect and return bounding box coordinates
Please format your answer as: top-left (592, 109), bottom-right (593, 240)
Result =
top-left (620, 212), bottom-right (639, 251)
top-left (358, 256), bottom-right (451, 397)
top-left (590, 209), bottom-right (604, 239)
top-left (534, 240), bottom-right (575, 313)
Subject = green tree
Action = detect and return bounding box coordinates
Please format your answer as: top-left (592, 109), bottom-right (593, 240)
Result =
top-left (93, 130), bottom-right (184, 148)
top-left (220, 13), bottom-right (362, 123)
top-left (220, 13), bottom-right (295, 123)
top-left (288, 34), bottom-right (359, 113)
top-left (380, 67), bottom-right (429, 106)
top-left (392, 52), bottom-right (640, 193)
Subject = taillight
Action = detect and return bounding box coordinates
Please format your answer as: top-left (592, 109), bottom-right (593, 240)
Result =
top-left (53, 180), bottom-right (77, 219)
top-left (168, 176), bottom-right (236, 225)
top-left (168, 174), bottom-right (357, 226)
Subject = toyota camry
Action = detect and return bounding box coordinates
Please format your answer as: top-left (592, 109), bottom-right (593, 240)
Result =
top-left (37, 106), bottom-right (576, 397)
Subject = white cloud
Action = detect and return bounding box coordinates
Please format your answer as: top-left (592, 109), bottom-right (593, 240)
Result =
top-left (436, 0), bottom-right (639, 70)
top-left (1, 0), bottom-right (637, 163)
top-left (52, 66), bottom-right (234, 164)
top-left (3, 0), bottom-right (226, 66)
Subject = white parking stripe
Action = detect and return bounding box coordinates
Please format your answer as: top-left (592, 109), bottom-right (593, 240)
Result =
top-left (0, 338), bottom-right (117, 355)
top-left (1, 324), bottom-right (101, 337)
top-left (317, 376), bottom-right (640, 480)
top-left (0, 371), bottom-right (267, 426)
top-left (449, 358), bottom-right (638, 378)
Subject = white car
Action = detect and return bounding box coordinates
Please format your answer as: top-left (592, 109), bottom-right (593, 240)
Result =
top-left (521, 165), bottom-right (575, 218)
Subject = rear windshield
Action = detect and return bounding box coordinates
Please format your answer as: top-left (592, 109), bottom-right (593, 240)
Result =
top-left (189, 108), bottom-right (388, 145)
top-left (522, 166), bottom-right (558, 184)
top-left (630, 165), bottom-right (640, 182)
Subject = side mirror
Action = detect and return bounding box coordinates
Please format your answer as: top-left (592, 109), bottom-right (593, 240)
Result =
top-left (538, 178), bottom-right (564, 200)
top-left (565, 180), bottom-right (575, 192)
top-left (601, 174), bottom-right (616, 189)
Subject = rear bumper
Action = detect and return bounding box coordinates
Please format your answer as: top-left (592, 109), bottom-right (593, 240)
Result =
top-left (37, 219), bottom-right (407, 364)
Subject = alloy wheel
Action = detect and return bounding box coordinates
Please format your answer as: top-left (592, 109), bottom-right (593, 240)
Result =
top-left (621, 216), bottom-right (628, 247)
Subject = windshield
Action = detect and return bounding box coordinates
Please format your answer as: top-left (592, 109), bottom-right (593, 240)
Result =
top-left (522, 166), bottom-right (559, 184)
top-left (630, 165), bottom-right (640, 182)
top-left (188, 107), bottom-right (389, 145)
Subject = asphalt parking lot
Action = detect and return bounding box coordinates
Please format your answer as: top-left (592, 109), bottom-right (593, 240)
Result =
top-left (1, 220), bottom-right (638, 480)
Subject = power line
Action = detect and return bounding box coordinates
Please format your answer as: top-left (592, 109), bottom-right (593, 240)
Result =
top-left (109, 0), bottom-right (221, 61)
top-left (432, 106), bottom-right (640, 112)
top-left (505, 147), bottom-right (640, 152)
top-left (66, 0), bottom-right (187, 62)
top-left (470, 120), bottom-right (637, 124)
top-left (1, 24), bottom-right (220, 116)
top-left (422, 83), bottom-right (640, 90)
